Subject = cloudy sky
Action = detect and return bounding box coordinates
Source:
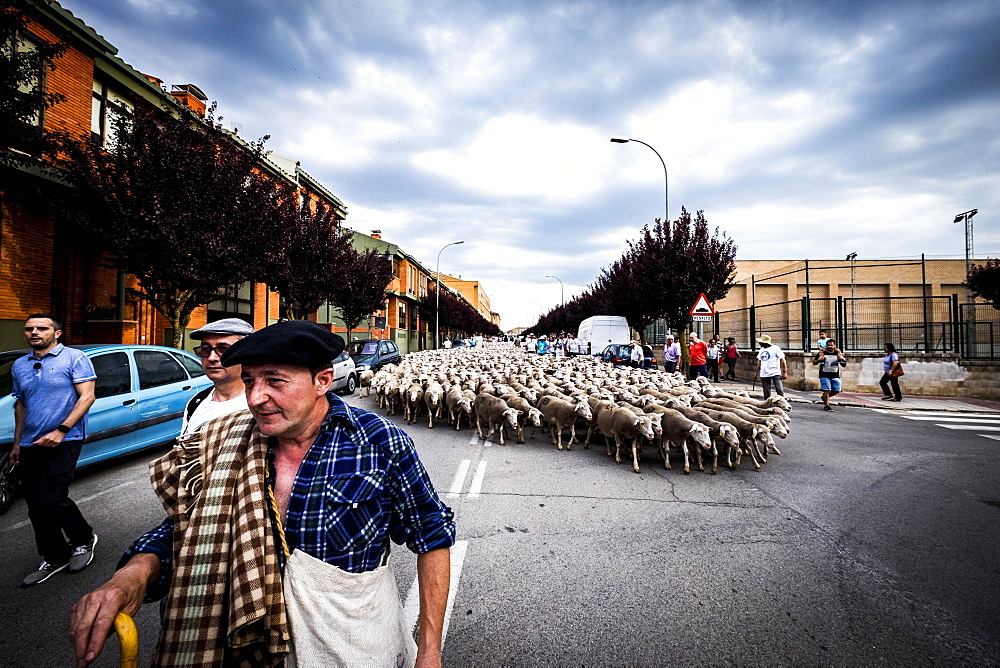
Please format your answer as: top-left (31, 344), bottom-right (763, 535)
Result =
top-left (64, 0), bottom-right (999, 328)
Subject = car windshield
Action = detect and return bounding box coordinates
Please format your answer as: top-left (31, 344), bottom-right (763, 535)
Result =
top-left (348, 341), bottom-right (379, 356)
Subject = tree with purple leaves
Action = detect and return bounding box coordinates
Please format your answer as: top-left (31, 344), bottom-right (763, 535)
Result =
top-left (965, 259), bottom-right (1000, 307)
top-left (265, 200), bottom-right (354, 321)
top-left (55, 102), bottom-right (290, 348)
top-left (330, 249), bottom-right (395, 339)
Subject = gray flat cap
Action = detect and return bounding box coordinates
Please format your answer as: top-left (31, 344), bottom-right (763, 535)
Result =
top-left (190, 317), bottom-right (255, 340)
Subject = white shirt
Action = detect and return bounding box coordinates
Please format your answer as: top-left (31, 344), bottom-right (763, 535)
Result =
top-left (567, 339), bottom-right (580, 354)
top-left (630, 345), bottom-right (644, 362)
top-left (180, 391), bottom-right (249, 437)
top-left (756, 345), bottom-right (785, 377)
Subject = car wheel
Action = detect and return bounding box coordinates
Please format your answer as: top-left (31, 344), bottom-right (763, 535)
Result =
top-left (344, 373), bottom-right (357, 395)
top-left (0, 449), bottom-right (19, 515)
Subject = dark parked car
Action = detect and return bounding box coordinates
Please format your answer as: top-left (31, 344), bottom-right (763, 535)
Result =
top-left (600, 343), bottom-right (658, 370)
top-left (0, 344), bottom-right (214, 515)
top-left (346, 339), bottom-right (402, 373)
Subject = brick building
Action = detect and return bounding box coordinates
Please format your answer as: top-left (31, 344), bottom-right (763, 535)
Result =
top-left (0, 0), bottom-right (347, 351)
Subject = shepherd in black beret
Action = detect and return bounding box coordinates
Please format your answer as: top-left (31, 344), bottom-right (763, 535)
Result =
top-left (221, 319), bottom-right (345, 369)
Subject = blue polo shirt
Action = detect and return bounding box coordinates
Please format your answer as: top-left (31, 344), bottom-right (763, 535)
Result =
top-left (11, 344), bottom-right (97, 446)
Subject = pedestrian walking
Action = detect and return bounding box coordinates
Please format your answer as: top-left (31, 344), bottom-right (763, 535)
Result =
top-left (70, 320), bottom-right (455, 667)
top-left (706, 336), bottom-right (721, 382)
top-left (754, 334), bottom-right (787, 398)
top-left (567, 334), bottom-right (580, 357)
top-left (723, 338), bottom-right (740, 380)
top-left (880, 342), bottom-right (904, 402)
top-left (11, 313), bottom-right (98, 587)
top-left (813, 338), bottom-right (846, 411)
top-left (663, 335), bottom-right (680, 373)
top-left (688, 332), bottom-right (709, 379)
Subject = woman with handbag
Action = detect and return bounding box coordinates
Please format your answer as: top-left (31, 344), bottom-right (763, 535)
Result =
top-left (880, 342), bottom-right (903, 401)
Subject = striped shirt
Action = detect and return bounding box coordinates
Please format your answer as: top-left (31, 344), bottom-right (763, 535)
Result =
top-left (121, 393), bottom-right (455, 601)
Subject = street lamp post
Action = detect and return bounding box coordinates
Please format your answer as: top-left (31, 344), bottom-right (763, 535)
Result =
top-left (544, 274), bottom-right (564, 306)
top-left (435, 240), bottom-right (464, 349)
top-left (610, 136), bottom-right (668, 222)
top-left (954, 209), bottom-right (978, 357)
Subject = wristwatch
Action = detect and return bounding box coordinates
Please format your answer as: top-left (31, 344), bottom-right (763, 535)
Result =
top-left (56, 424), bottom-right (72, 433)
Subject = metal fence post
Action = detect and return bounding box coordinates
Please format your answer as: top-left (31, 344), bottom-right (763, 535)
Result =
top-left (952, 294), bottom-right (962, 357)
top-left (801, 296), bottom-right (810, 351)
top-left (922, 253), bottom-right (931, 352)
top-left (749, 305), bottom-right (756, 352)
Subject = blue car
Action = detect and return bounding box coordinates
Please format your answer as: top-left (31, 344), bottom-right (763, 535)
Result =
top-left (0, 344), bottom-right (214, 514)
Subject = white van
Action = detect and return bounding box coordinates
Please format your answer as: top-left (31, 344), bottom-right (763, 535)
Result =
top-left (577, 315), bottom-right (631, 355)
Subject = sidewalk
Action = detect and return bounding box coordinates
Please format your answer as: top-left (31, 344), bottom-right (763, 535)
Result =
top-left (708, 379), bottom-right (1000, 413)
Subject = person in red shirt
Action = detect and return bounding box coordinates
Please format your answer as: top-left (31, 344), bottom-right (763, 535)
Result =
top-left (688, 332), bottom-right (709, 379)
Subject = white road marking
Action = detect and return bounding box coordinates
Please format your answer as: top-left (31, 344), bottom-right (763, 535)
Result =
top-left (980, 435), bottom-right (1000, 441)
top-left (871, 409), bottom-right (1000, 418)
top-left (2, 481), bottom-right (135, 532)
top-left (402, 540), bottom-right (468, 647)
top-left (446, 460), bottom-right (471, 499)
top-left (901, 416), bottom-right (1000, 423)
top-left (467, 461), bottom-right (487, 499)
top-left (937, 424), bottom-right (1000, 431)
top-left (468, 432), bottom-right (480, 446)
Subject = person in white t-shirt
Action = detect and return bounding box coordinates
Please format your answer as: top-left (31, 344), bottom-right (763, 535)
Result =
top-left (754, 334), bottom-right (787, 399)
top-left (180, 318), bottom-right (255, 437)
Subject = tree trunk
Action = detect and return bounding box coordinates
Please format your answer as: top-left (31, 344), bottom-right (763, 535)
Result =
top-left (166, 308), bottom-right (192, 349)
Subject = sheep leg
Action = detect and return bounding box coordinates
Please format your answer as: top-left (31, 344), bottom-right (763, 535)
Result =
top-left (585, 424), bottom-right (596, 448)
top-left (693, 440), bottom-right (704, 473)
top-left (661, 440), bottom-right (672, 470)
top-left (476, 414), bottom-right (484, 440)
top-left (498, 423), bottom-right (506, 446)
top-left (681, 439), bottom-right (691, 475)
top-left (614, 435), bottom-right (623, 464)
top-left (516, 425), bottom-right (525, 444)
top-left (743, 439), bottom-right (762, 470)
top-left (710, 443), bottom-right (718, 475)
top-left (606, 432), bottom-right (614, 458)
top-left (631, 437), bottom-right (641, 474)
top-left (564, 421), bottom-right (573, 451)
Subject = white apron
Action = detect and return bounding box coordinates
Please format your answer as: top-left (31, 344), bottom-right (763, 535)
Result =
top-left (283, 548), bottom-right (417, 668)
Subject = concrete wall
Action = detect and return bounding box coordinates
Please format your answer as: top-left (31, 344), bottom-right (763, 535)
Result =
top-left (727, 350), bottom-right (1000, 400)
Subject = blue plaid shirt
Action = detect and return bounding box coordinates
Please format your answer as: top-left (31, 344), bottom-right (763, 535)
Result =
top-left (121, 394), bottom-right (455, 602)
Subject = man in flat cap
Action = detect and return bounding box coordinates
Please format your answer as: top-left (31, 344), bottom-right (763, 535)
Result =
top-left (71, 320), bottom-right (456, 667)
top-left (181, 317), bottom-right (255, 437)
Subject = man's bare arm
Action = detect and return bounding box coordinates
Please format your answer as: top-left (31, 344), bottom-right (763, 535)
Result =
top-left (69, 552), bottom-right (160, 667)
top-left (415, 547), bottom-right (451, 668)
top-left (11, 400), bottom-right (25, 465)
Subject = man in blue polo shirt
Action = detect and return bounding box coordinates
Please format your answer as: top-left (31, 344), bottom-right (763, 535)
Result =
top-left (11, 313), bottom-right (97, 587)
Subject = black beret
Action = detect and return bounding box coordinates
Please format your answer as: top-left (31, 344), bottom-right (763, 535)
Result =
top-left (221, 320), bottom-right (345, 368)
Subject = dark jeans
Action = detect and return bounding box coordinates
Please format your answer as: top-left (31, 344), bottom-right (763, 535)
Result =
top-left (724, 358), bottom-right (737, 379)
top-left (664, 360), bottom-right (677, 373)
top-left (879, 373), bottom-right (902, 400)
top-left (19, 440), bottom-right (93, 565)
top-left (707, 359), bottom-right (720, 382)
top-left (761, 376), bottom-right (785, 398)
top-left (689, 364), bottom-right (708, 379)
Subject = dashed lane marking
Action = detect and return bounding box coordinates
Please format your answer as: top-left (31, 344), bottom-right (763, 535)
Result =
top-left (468, 461), bottom-right (487, 499)
top-left (446, 460), bottom-right (471, 499)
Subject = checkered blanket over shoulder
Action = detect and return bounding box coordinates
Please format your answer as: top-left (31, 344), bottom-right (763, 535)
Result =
top-left (149, 410), bottom-right (288, 667)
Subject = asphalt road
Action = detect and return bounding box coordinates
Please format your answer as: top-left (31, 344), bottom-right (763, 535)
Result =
top-left (2, 395), bottom-right (999, 666)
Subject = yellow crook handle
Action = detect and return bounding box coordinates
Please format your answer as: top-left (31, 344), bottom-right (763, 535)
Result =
top-left (114, 611), bottom-right (139, 668)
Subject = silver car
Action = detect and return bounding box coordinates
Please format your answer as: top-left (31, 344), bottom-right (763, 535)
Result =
top-left (331, 351), bottom-right (358, 395)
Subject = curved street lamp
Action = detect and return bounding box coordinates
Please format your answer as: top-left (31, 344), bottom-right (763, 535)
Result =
top-left (435, 240), bottom-right (464, 349)
top-left (544, 274), bottom-right (564, 306)
top-left (611, 136), bottom-right (668, 222)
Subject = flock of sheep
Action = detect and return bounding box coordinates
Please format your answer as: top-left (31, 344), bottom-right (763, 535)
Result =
top-left (359, 342), bottom-right (792, 475)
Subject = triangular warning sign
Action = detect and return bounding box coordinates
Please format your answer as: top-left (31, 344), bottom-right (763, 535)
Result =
top-left (689, 293), bottom-right (714, 315)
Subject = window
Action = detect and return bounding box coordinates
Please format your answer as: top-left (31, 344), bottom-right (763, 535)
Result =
top-left (171, 352), bottom-right (205, 377)
top-left (92, 352), bottom-right (132, 398)
top-left (398, 303), bottom-right (405, 328)
top-left (8, 36), bottom-right (43, 127)
top-left (209, 282), bottom-right (253, 322)
top-left (135, 351), bottom-right (186, 390)
top-left (91, 80), bottom-right (134, 148)
top-left (380, 342), bottom-right (392, 355)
